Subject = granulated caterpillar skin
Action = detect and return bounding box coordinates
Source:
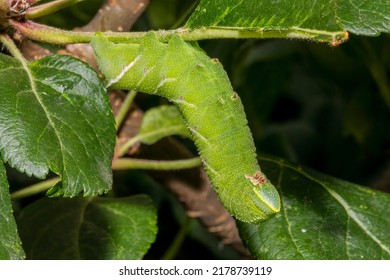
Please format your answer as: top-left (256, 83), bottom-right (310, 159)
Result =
top-left (91, 33), bottom-right (280, 224)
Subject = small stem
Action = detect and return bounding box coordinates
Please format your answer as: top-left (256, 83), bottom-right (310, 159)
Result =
top-left (26, 0), bottom-right (86, 19)
top-left (11, 177), bottom-right (61, 200)
top-left (161, 218), bottom-right (193, 260)
top-left (0, 32), bottom-right (26, 62)
top-left (11, 19), bottom-right (349, 45)
top-left (117, 125), bottom-right (187, 157)
top-left (11, 19), bottom-right (95, 44)
top-left (117, 135), bottom-right (143, 157)
top-left (115, 90), bottom-right (137, 131)
top-left (112, 157), bottom-right (202, 171)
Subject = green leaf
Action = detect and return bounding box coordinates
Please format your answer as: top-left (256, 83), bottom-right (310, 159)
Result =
top-left (0, 54), bottom-right (116, 197)
top-left (17, 195), bottom-right (158, 259)
top-left (338, 1), bottom-right (390, 36)
top-left (239, 156), bottom-right (390, 259)
top-left (186, 0), bottom-right (389, 43)
top-left (0, 162), bottom-right (25, 260)
top-left (137, 105), bottom-right (191, 145)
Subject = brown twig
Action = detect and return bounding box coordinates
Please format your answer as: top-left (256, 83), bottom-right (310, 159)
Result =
top-left (78, 0), bottom-right (148, 32)
top-left (59, 0), bottom-right (149, 68)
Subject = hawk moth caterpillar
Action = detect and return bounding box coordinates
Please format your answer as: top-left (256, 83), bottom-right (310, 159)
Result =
top-left (91, 33), bottom-right (280, 224)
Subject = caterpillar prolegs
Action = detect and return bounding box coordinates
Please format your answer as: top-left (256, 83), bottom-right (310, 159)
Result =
top-left (91, 33), bottom-right (280, 224)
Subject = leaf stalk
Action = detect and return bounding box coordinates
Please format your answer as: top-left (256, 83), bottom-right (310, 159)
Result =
top-left (112, 158), bottom-right (202, 171)
top-left (11, 19), bottom-right (349, 45)
top-left (11, 177), bottom-right (61, 200)
top-left (115, 90), bottom-right (137, 131)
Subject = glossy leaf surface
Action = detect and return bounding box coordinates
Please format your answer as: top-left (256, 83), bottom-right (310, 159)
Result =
top-left (17, 195), bottom-right (157, 259)
top-left (186, 0), bottom-right (390, 43)
top-left (0, 54), bottom-right (116, 197)
top-left (239, 156), bottom-right (390, 259)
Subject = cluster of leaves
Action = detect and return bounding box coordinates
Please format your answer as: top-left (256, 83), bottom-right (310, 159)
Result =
top-left (0, 0), bottom-right (390, 259)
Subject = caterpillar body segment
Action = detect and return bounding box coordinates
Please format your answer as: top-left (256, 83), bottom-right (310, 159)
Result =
top-left (92, 33), bottom-right (280, 223)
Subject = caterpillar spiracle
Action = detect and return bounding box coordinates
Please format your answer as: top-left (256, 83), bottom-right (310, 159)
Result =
top-left (91, 33), bottom-right (280, 224)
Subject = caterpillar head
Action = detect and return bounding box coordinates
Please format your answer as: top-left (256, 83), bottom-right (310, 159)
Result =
top-left (245, 171), bottom-right (281, 220)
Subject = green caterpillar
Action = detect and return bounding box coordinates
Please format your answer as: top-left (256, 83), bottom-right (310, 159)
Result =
top-left (91, 33), bottom-right (280, 224)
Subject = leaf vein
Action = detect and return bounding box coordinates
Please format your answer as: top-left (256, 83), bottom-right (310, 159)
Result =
top-left (323, 186), bottom-right (390, 255)
top-left (19, 60), bottom-right (67, 179)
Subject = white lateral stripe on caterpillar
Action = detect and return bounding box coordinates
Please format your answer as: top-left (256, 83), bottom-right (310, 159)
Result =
top-left (155, 77), bottom-right (177, 92)
top-left (170, 97), bottom-right (197, 109)
top-left (136, 65), bottom-right (156, 87)
top-left (106, 55), bottom-right (141, 88)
